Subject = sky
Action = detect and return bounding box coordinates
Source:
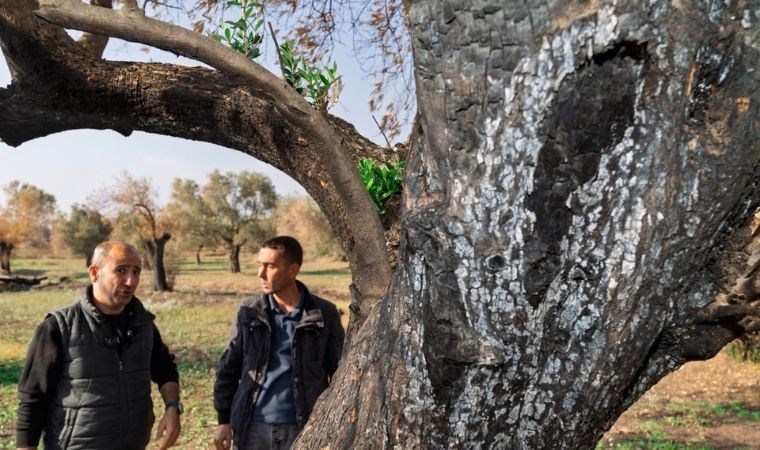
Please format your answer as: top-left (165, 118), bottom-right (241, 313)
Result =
top-left (0, 12), bottom-right (404, 212)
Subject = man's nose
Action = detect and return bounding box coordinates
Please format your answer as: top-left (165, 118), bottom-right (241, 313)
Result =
top-left (258, 267), bottom-right (266, 279)
top-left (124, 273), bottom-right (139, 286)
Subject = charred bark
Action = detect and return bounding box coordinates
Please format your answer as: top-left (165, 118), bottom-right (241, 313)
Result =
top-left (298, 1), bottom-right (760, 449)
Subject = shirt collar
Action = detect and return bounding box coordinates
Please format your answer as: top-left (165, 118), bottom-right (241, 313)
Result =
top-left (268, 290), bottom-right (305, 318)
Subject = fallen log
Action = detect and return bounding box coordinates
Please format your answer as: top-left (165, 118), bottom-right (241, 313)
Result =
top-left (0, 276), bottom-right (47, 286)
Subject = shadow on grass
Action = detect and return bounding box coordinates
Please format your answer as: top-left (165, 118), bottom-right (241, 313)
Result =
top-left (0, 360), bottom-right (23, 387)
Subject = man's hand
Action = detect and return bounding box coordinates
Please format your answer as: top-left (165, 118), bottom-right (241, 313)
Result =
top-left (214, 424), bottom-right (232, 450)
top-left (155, 407), bottom-right (181, 450)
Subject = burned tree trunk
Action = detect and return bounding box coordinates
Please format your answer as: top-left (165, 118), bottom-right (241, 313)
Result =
top-left (299, 1), bottom-right (760, 449)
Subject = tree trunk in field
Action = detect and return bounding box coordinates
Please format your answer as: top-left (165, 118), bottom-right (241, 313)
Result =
top-left (84, 254), bottom-right (92, 268)
top-left (0, 1), bottom-right (758, 448)
top-left (0, 242), bottom-right (12, 274)
top-left (195, 244), bottom-right (203, 265)
top-left (141, 241), bottom-right (154, 271)
top-left (228, 244), bottom-right (242, 274)
top-left (297, 1), bottom-right (760, 449)
top-left (151, 234), bottom-right (171, 291)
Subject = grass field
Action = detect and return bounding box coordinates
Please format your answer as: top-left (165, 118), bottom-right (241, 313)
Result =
top-left (0, 255), bottom-right (351, 449)
top-left (1, 256), bottom-right (758, 449)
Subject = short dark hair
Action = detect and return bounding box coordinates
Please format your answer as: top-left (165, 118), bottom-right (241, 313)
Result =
top-left (260, 236), bottom-right (303, 265)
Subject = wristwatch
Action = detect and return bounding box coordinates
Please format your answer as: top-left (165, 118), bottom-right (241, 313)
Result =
top-left (165, 400), bottom-right (184, 414)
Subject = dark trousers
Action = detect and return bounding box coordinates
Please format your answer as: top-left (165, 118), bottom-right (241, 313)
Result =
top-left (234, 422), bottom-right (299, 450)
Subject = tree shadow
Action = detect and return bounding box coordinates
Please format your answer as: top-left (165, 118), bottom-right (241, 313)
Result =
top-left (0, 360), bottom-right (23, 386)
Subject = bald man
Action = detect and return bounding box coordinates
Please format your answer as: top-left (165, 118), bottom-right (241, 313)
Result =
top-left (16, 241), bottom-right (182, 450)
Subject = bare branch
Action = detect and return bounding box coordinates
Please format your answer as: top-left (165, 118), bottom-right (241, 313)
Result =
top-left (268, 21), bottom-right (288, 81)
top-left (371, 113), bottom-right (391, 149)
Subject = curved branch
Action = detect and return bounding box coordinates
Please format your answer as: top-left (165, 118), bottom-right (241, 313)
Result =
top-left (0, 1), bottom-right (394, 328)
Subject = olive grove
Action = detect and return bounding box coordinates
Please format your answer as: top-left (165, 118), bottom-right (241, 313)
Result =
top-left (1, 0), bottom-right (759, 448)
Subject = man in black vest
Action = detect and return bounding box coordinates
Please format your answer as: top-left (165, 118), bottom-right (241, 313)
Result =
top-left (16, 241), bottom-right (182, 450)
top-left (213, 236), bottom-right (344, 450)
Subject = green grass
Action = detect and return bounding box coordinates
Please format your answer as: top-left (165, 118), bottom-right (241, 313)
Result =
top-left (0, 255), bottom-right (351, 448)
top-left (598, 399), bottom-right (760, 450)
top-left (724, 340), bottom-right (760, 363)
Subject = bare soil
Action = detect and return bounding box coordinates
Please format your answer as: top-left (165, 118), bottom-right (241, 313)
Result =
top-left (602, 351), bottom-right (760, 449)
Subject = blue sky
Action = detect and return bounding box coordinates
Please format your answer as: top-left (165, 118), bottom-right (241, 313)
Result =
top-left (0, 21), bottom-right (401, 211)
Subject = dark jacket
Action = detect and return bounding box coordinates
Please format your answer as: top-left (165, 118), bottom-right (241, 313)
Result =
top-left (214, 281), bottom-right (344, 445)
top-left (44, 294), bottom-right (156, 450)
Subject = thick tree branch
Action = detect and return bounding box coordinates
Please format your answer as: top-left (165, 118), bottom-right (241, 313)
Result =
top-left (1, 0), bottom-right (393, 331)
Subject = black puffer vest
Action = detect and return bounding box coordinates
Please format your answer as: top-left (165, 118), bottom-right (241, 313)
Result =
top-left (43, 290), bottom-right (155, 450)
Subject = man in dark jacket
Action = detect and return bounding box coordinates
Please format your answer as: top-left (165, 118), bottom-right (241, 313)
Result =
top-left (16, 241), bottom-right (182, 450)
top-left (213, 236), bottom-right (344, 450)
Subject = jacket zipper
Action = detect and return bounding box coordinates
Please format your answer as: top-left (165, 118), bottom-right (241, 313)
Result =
top-left (116, 348), bottom-right (127, 450)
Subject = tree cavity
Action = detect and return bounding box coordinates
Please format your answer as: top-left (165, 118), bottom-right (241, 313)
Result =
top-left (524, 41), bottom-right (646, 309)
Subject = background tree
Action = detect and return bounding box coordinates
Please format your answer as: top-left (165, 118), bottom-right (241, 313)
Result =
top-left (61, 204), bottom-right (113, 267)
top-left (165, 178), bottom-right (220, 265)
top-left (1, 1), bottom-right (758, 448)
top-left (275, 196), bottom-right (344, 261)
top-left (0, 181), bottom-right (57, 274)
top-left (175, 170), bottom-right (277, 273)
top-left (98, 172), bottom-right (173, 291)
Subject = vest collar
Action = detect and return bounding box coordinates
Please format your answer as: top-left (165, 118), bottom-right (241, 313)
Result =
top-left (81, 285), bottom-right (154, 326)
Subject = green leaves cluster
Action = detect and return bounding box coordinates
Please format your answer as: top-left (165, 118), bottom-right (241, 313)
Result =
top-left (278, 42), bottom-right (338, 110)
top-left (358, 159), bottom-right (404, 214)
top-left (210, 0), bottom-right (264, 60)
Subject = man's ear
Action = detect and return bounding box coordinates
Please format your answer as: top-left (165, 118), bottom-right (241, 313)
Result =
top-left (88, 264), bottom-right (99, 282)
